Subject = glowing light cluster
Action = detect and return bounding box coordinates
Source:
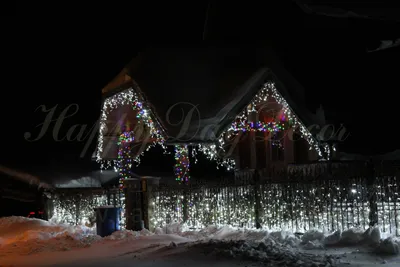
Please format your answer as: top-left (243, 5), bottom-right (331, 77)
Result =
top-left (196, 81), bottom-right (325, 169)
top-left (51, 194), bottom-right (108, 226)
top-left (230, 120), bottom-right (288, 133)
top-left (196, 143), bottom-right (236, 171)
top-left (51, 191), bottom-right (126, 229)
top-left (174, 145), bottom-right (190, 183)
top-left (117, 131), bottom-right (135, 188)
top-left (150, 180), bottom-right (400, 234)
top-left (96, 88), bottom-right (166, 169)
top-left (98, 81), bottom-right (325, 174)
top-left (261, 82), bottom-right (322, 157)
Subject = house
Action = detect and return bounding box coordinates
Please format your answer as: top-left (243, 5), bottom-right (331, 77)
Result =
top-left (96, 45), bottom-right (333, 184)
top-left (0, 165), bottom-right (52, 218)
top-left (0, 163), bottom-right (122, 225)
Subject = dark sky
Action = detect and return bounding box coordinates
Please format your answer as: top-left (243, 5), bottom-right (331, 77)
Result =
top-left (1, 3), bottom-right (399, 176)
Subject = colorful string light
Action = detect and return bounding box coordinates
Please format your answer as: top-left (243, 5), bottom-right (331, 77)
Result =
top-left (229, 121), bottom-right (287, 133)
top-left (97, 81), bottom-right (325, 174)
top-left (96, 88), bottom-right (167, 170)
top-left (174, 145), bottom-right (190, 183)
top-left (117, 131), bottom-right (135, 188)
top-left (197, 81), bottom-right (325, 170)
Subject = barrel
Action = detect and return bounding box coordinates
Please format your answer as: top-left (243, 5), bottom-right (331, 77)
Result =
top-left (95, 206), bottom-right (121, 237)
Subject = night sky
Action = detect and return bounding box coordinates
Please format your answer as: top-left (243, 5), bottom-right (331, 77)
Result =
top-left (1, 3), bottom-right (399, 178)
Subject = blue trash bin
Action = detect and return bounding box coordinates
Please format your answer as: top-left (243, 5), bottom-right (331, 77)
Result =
top-left (95, 206), bottom-right (121, 237)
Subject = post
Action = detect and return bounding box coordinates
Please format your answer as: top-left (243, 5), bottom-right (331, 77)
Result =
top-left (142, 177), bottom-right (160, 232)
top-left (183, 187), bottom-right (189, 224)
top-left (254, 170), bottom-right (262, 229)
top-left (248, 111), bottom-right (257, 169)
top-left (250, 131), bottom-right (257, 169)
top-left (265, 132), bottom-right (272, 177)
top-left (284, 129), bottom-right (294, 166)
top-left (107, 189), bottom-right (111, 205)
top-left (123, 178), bottom-right (142, 231)
top-left (366, 160), bottom-right (378, 227)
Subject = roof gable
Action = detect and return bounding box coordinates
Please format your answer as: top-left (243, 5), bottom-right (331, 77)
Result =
top-left (99, 45), bottom-right (324, 163)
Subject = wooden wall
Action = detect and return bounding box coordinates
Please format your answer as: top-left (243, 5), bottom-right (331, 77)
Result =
top-left (234, 128), bottom-right (313, 175)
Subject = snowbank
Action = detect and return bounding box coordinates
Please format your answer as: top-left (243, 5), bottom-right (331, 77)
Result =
top-left (153, 223), bottom-right (400, 256)
top-left (0, 216), bottom-right (399, 266)
top-left (0, 216), bottom-right (99, 256)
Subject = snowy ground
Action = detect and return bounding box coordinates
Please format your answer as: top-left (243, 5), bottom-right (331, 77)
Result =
top-left (0, 217), bottom-right (399, 266)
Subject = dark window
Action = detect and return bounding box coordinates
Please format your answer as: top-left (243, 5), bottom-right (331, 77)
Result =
top-left (256, 131), bottom-right (267, 169)
top-left (271, 131), bottom-right (284, 161)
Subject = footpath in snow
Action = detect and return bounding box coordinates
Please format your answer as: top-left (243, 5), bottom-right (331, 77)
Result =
top-left (0, 216), bottom-right (399, 266)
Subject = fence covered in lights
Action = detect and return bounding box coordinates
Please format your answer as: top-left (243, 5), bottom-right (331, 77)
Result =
top-left (50, 189), bottom-right (124, 227)
top-left (150, 167), bottom-right (400, 236)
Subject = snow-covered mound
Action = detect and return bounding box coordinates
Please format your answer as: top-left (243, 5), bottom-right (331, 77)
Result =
top-left (192, 239), bottom-right (339, 267)
top-left (0, 216), bottom-right (99, 256)
top-left (0, 216), bottom-right (399, 266)
top-left (156, 224), bottom-right (399, 256)
top-left (0, 216), bottom-right (64, 239)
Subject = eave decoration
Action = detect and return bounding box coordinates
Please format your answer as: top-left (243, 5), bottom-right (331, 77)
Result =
top-left (97, 81), bottom-right (326, 185)
top-left (195, 81), bottom-right (326, 170)
top-left (96, 88), bottom-right (167, 171)
top-left (174, 145), bottom-right (190, 183)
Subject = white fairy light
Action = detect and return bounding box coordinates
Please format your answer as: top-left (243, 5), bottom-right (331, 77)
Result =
top-left (196, 81), bottom-right (325, 169)
top-left (150, 180), bottom-right (398, 233)
top-left (51, 193), bottom-right (108, 226)
top-left (96, 88), bottom-right (167, 169)
top-left (98, 82), bottom-right (325, 173)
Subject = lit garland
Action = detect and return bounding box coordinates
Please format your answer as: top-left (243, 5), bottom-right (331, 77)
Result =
top-left (174, 145), bottom-right (190, 183)
top-left (98, 82), bottom-right (325, 174)
top-left (51, 193), bottom-right (108, 226)
top-left (151, 179), bottom-right (400, 233)
top-left (117, 131), bottom-right (135, 188)
top-left (51, 191), bottom-right (126, 229)
top-left (196, 144), bottom-right (236, 171)
top-left (230, 120), bottom-right (287, 133)
top-left (196, 81), bottom-right (325, 170)
top-left (96, 88), bottom-right (167, 170)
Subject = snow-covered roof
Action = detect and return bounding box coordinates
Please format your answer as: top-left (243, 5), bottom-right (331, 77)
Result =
top-left (54, 170), bottom-right (119, 188)
top-left (55, 176), bottom-right (102, 188)
top-left (102, 45), bottom-right (319, 143)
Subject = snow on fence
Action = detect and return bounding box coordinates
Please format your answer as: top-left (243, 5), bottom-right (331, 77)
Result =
top-left (151, 175), bottom-right (400, 235)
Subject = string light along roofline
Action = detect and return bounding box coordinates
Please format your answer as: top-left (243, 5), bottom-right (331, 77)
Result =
top-left (196, 81), bottom-right (326, 170)
top-left (96, 87), bottom-right (167, 170)
top-left (97, 81), bottom-right (326, 171)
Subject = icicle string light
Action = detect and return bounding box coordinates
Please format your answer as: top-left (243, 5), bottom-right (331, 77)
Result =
top-left (51, 194), bottom-right (108, 226)
top-left (197, 81), bottom-right (325, 170)
top-left (174, 145), bottom-right (190, 183)
top-left (150, 176), bottom-right (400, 234)
top-left (96, 88), bottom-right (167, 170)
top-left (51, 191), bottom-right (126, 229)
top-left (98, 82), bottom-right (325, 172)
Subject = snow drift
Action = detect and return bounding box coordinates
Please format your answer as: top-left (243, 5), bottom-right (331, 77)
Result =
top-left (0, 216), bottom-right (399, 265)
top-left (0, 216), bottom-right (98, 256)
